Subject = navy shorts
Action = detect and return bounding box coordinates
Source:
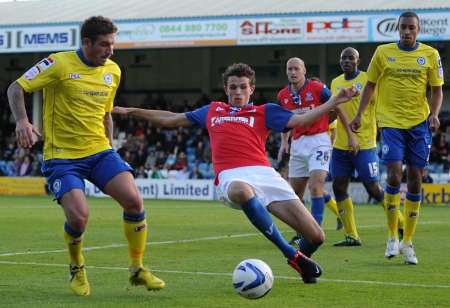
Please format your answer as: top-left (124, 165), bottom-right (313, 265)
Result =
top-left (330, 148), bottom-right (380, 182)
top-left (41, 149), bottom-right (133, 200)
top-left (380, 119), bottom-right (432, 168)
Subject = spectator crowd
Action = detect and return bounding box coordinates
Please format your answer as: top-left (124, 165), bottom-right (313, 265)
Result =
top-left (0, 86), bottom-right (449, 181)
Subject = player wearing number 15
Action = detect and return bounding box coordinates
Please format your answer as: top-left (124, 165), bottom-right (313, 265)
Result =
top-left (350, 12), bottom-right (444, 264)
top-left (7, 16), bottom-right (164, 295)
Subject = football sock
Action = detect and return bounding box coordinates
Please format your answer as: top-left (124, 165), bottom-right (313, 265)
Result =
top-left (375, 190), bottom-right (404, 229)
top-left (324, 193), bottom-right (339, 218)
top-left (298, 237), bottom-right (321, 257)
top-left (241, 197), bottom-right (297, 260)
top-left (64, 222), bottom-right (85, 266)
top-left (311, 196), bottom-right (325, 226)
top-left (384, 185), bottom-right (400, 239)
top-left (403, 193), bottom-right (421, 244)
top-left (123, 211), bottom-right (147, 269)
top-left (336, 195), bottom-right (359, 239)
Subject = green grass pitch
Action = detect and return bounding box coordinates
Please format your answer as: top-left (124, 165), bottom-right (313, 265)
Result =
top-left (0, 196), bottom-right (449, 307)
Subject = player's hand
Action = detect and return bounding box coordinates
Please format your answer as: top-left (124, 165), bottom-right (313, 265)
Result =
top-left (429, 114), bottom-right (440, 132)
top-left (15, 119), bottom-right (41, 149)
top-left (349, 114), bottom-right (362, 133)
top-left (277, 142), bottom-right (289, 162)
top-left (348, 135), bottom-right (360, 156)
top-left (334, 86), bottom-right (359, 104)
top-left (112, 106), bottom-right (130, 115)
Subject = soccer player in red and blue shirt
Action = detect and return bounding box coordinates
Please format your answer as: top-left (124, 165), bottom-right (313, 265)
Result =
top-left (113, 63), bottom-right (357, 283)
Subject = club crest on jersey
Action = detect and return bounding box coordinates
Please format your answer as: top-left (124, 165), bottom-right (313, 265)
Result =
top-left (353, 83), bottom-right (362, 91)
top-left (416, 56), bottom-right (425, 65)
top-left (387, 57), bottom-right (396, 62)
top-left (216, 106), bottom-right (224, 112)
top-left (103, 73), bottom-right (113, 85)
top-left (305, 92), bottom-right (313, 101)
top-left (283, 98), bottom-right (289, 104)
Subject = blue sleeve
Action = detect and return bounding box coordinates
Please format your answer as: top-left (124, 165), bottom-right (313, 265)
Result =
top-left (319, 85), bottom-right (332, 104)
top-left (185, 104), bottom-right (210, 128)
top-left (264, 103), bottom-right (294, 133)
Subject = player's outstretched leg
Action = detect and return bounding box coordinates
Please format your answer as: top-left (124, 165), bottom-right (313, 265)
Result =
top-left (123, 212), bottom-right (165, 290)
top-left (241, 197), bottom-right (322, 283)
top-left (64, 223), bottom-right (90, 296)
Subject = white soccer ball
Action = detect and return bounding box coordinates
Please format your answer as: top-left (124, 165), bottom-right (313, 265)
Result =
top-left (232, 259), bottom-right (274, 299)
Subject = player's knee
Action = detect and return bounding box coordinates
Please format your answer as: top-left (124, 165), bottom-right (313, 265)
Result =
top-left (311, 228), bottom-right (325, 246)
top-left (309, 185), bottom-right (324, 197)
top-left (121, 192), bottom-right (144, 214)
top-left (332, 183), bottom-right (346, 199)
top-left (228, 182), bottom-right (254, 204)
top-left (68, 214), bottom-right (88, 231)
top-left (386, 171), bottom-right (402, 187)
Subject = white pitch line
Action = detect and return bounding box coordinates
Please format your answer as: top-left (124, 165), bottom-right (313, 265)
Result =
top-left (0, 221), bottom-right (446, 258)
top-left (0, 260), bottom-right (449, 289)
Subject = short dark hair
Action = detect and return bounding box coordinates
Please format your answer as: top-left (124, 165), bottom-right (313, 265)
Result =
top-left (399, 11), bottom-right (420, 23)
top-left (222, 63), bottom-right (256, 87)
top-left (81, 16), bottom-right (118, 42)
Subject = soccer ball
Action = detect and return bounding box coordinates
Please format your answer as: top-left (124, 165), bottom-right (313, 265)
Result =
top-left (232, 259), bottom-right (274, 299)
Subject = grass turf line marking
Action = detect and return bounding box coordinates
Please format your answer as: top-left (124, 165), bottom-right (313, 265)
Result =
top-left (0, 221), bottom-right (446, 257)
top-left (0, 260), bottom-right (449, 289)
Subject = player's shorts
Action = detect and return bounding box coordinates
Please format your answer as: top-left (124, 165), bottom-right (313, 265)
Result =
top-left (41, 149), bottom-right (133, 201)
top-left (330, 148), bottom-right (380, 182)
top-left (215, 166), bottom-right (299, 210)
top-left (289, 132), bottom-right (331, 178)
top-left (380, 119), bottom-right (432, 168)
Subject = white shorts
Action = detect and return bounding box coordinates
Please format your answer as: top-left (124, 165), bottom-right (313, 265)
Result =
top-left (216, 166), bottom-right (299, 210)
top-left (289, 132), bottom-right (331, 178)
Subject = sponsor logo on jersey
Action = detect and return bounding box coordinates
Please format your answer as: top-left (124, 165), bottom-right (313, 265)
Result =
top-left (216, 106), bottom-right (224, 112)
top-left (416, 56), bottom-right (426, 65)
top-left (23, 57), bottom-right (55, 80)
top-left (103, 73), bottom-right (112, 85)
top-left (211, 116), bottom-right (255, 127)
top-left (69, 73), bottom-right (81, 79)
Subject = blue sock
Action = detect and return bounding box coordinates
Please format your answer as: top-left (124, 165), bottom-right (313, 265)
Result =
top-left (311, 196), bottom-right (325, 225)
top-left (241, 197), bottom-right (297, 260)
top-left (298, 238), bottom-right (320, 257)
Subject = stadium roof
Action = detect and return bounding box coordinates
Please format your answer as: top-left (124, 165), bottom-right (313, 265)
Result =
top-left (1, 0), bottom-right (450, 26)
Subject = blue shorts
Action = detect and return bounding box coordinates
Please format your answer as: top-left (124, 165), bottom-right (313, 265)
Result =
top-left (41, 149), bottom-right (133, 200)
top-left (330, 148), bottom-right (380, 182)
top-left (380, 120), bottom-right (432, 168)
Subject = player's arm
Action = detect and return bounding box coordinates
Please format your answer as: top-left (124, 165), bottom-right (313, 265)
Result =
top-left (7, 81), bottom-right (41, 149)
top-left (349, 81), bottom-right (376, 133)
top-left (104, 112), bottom-right (113, 146)
top-left (287, 87), bottom-right (357, 129)
top-left (278, 131), bottom-right (291, 162)
top-left (113, 107), bottom-right (192, 128)
top-left (336, 106), bottom-right (359, 155)
top-left (429, 85), bottom-right (443, 131)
